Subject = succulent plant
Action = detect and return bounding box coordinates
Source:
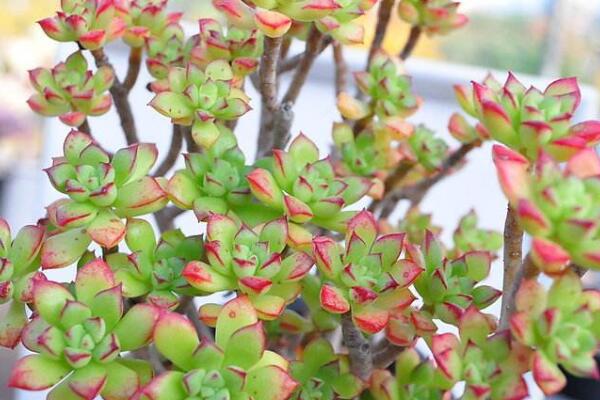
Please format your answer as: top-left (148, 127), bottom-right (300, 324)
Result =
top-left (0, 220), bottom-right (45, 348)
top-left (118, 0), bottom-right (183, 47)
top-left (338, 51), bottom-right (419, 124)
top-left (183, 214), bottom-right (314, 319)
top-left (493, 144), bottom-right (600, 272)
top-left (405, 125), bottom-right (449, 172)
top-left (9, 259), bottom-right (161, 399)
top-left (448, 112), bottom-right (489, 144)
top-left (312, 211), bottom-right (420, 334)
top-left (139, 296), bottom-right (298, 400)
top-left (411, 231), bottom-right (501, 325)
top-left (510, 273), bottom-right (600, 395)
top-left (145, 23), bottom-right (187, 79)
top-left (455, 73), bottom-right (600, 161)
top-left (396, 207), bottom-right (440, 245)
top-left (38, 0), bottom-right (126, 50)
top-left (28, 51), bottom-right (114, 128)
top-left (41, 130), bottom-right (168, 269)
top-left (449, 210), bottom-right (503, 258)
top-left (149, 62), bottom-right (251, 148)
top-left (369, 348), bottom-right (450, 400)
top-left (166, 129), bottom-right (268, 222)
top-left (213, 0), bottom-right (375, 41)
top-left (397, 0), bottom-right (468, 35)
top-left (248, 134), bottom-right (372, 231)
top-left (188, 19), bottom-right (263, 85)
top-left (332, 122), bottom-right (391, 179)
top-left (290, 338), bottom-right (363, 399)
top-left (105, 218), bottom-right (204, 309)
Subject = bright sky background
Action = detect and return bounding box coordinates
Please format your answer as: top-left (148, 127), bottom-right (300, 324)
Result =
top-left (461, 0), bottom-right (599, 15)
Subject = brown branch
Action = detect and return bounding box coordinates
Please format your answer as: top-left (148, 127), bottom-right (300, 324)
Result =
top-left (277, 37), bottom-right (333, 74)
top-left (341, 313), bottom-right (373, 380)
top-left (123, 46), bottom-right (143, 93)
top-left (366, 0), bottom-right (395, 68)
top-left (155, 206), bottom-right (185, 232)
top-left (332, 41), bottom-right (348, 96)
top-left (282, 27), bottom-right (323, 105)
top-left (91, 48), bottom-right (139, 145)
top-left (377, 142), bottom-right (478, 218)
top-left (181, 125), bottom-right (198, 153)
top-left (372, 340), bottom-right (404, 369)
top-left (368, 160), bottom-right (415, 212)
top-left (399, 26), bottom-right (422, 61)
top-left (498, 205), bottom-right (524, 330)
top-left (256, 36), bottom-right (284, 159)
top-left (154, 125), bottom-right (183, 177)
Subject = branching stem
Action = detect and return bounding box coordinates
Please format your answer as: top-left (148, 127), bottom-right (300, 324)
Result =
top-left (341, 313), bottom-right (372, 380)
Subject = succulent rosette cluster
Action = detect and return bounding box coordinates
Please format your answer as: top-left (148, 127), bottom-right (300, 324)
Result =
top-left (338, 51), bottom-right (419, 125)
top-left (369, 348), bottom-right (448, 400)
top-left (140, 296), bottom-right (298, 400)
top-left (332, 122), bottom-right (389, 178)
top-left (189, 19), bottom-right (263, 86)
top-left (510, 273), bottom-right (600, 395)
top-left (290, 338), bottom-right (363, 399)
top-left (248, 134), bottom-right (372, 231)
top-left (455, 73), bottom-right (600, 161)
top-left (397, 0), bottom-right (468, 35)
top-left (213, 0), bottom-right (375, 41)
top-left (411, 231), bottom-right (501, 325)
top-left (117, 0), bottom-right (183, 47)
top-left (396, 207), bottom-right (441, 244)
top-left (105, 218), bottom-right (203, 309)
top-left (0, 220), bottom-right (45, 348)
top-left (404, 124), bottom-right (449, 172)
top-left (312, 211), bottom-right (421, 334)
top-left (450, 210), bottom-right (503, 258)
top-left (28, 51), bottom-right (114, 128)
top-left (42, 130), bottom-right (168, 269)
top-left (150, 62), bottom-right (251, 148)
top-left (38, 0), bottom-right (126, 50)
top-left (166, 124), bottom-right (261, 221)
top-left (144, 23), bottom-right (186, 79)
top-left (493, 145), bottom-right (600, 272)
top-left (183, 214), bottom-right (314, 319)
top-left (9, 259), bottom-right (161, 399)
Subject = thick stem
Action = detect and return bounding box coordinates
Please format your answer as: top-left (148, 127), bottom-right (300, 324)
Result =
top-left (366, 0), bottom-right (395, 68)
top-left (155, 206), bottom-right (184, 232)
top-left (372, 340), bottom-right (404, 369)
top-left (332, 41), bottom-right (348, 96)
top-left (282, 27), bottom-right (323, 105)
top-left (341, 313), bottom-right (372, 380)
top-left (257, 36), bottom-right (284, 158)
top-left (154, 125), bottom-right (183, 177)
top-left (91, 48), bottom-right (139, 145)
top-left (377, 142), bottom-right (478, 218)
top-left (123, 46), bottom-right (142, 93)
top-left (499, 205), bottom-right (524, 330)
top-left (79, 118), bottom-right (91, 135)
top-left (277, 37), bottom-right (333, 74)
top-left (399, 26), bottom-right (422, 60)
top-left (368, 160), bottom-right (415, 212)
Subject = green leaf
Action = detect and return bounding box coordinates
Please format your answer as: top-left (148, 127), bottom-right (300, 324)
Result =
top-left (0, 301), bottom-right (28, 348)
top-left (75, 259), bottom-right (116, 306)
top-left (216, 296), bottom-right (258, 349)
top-left (33, 280), bottom-right (75, 325)
top-left (47, 364), bottom-right (107, 400)
top-left (113, 304), bottom-right (160, 351)
top-left (41, 229), bottom-right (92, 269)
top-left (223, 322), bottom-right (266, 369)
top-left (8, 355), bottom-right (71, 390)
top-left (244, 366), bottom-right (298, 400)
top-left (149, 92), bottom-right (193, 120)
top-left (154, 311), bottom-right (199, 370)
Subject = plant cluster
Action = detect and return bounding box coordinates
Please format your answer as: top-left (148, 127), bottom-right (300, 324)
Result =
top-left (3, 0), bottom-right (599, 399)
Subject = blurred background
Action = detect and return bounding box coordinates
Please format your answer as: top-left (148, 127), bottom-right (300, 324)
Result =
top-left (1, 0), bottom-right (600, 399)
